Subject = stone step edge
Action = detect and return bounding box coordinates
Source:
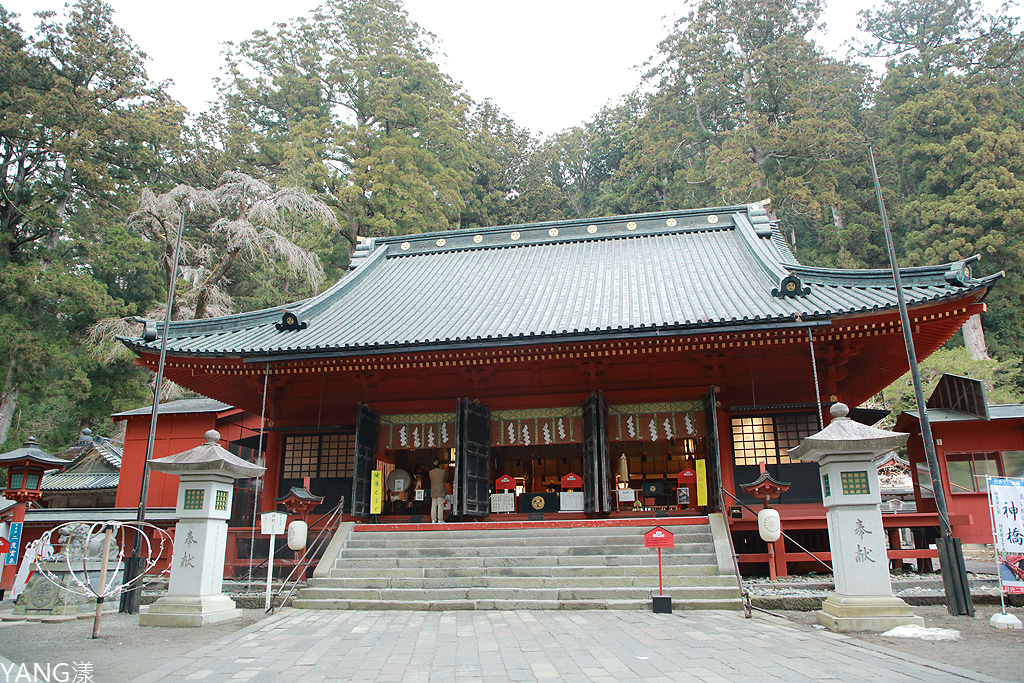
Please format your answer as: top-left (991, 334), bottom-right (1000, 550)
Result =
top-left (355, 518), bottom-right (711, 533)
top-left (290, 598), bottom-right (744, 611)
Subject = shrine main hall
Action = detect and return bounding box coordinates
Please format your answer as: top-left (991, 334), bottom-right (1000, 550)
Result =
top-left (120, 203), bottom-right (998, 526)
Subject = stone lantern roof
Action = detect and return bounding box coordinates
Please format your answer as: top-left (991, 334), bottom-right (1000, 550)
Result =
top-left (0, 437), bottom-right (67, 469)
top-left (148, 430), bottom-right (266, 479)
top-left (788, 404), bottom-right (908, 463)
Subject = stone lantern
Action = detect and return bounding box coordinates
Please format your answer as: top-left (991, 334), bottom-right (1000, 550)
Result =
top-left (789, 403), bottom-right (923, 632)
top-left (0, 438), bottom-right (66, 597)
top-left (139, 430), bottom-right (265, 627)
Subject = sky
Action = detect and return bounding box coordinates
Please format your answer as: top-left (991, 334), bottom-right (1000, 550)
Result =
top-left (2, 0), bottom-right (1019, 136)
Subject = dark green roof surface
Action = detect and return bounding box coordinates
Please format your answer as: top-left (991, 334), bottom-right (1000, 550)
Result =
top-left (121, 205), bottom-right (1000, 360)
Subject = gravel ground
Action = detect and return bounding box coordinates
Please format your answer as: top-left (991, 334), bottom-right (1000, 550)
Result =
top-left (782, 604), bottom-right (1024, 683)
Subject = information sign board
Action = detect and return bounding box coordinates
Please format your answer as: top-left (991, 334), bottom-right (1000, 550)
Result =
top-left (4, 522), bottom-right (22, 565)
top-left (370, 470), bottom-right (383, 515)
top-left (695, 460), bottom-right (708, 506)
top-left (989, 477), bottom-right (1024, 594)
top-left (260, 511), bottom-right (287, 536)
top-left (495, 474), bottom-right (516, 491)
top-left (560, 473), bottom-right (583, 490)
top-left (644, 526), bottom-right (675, 548)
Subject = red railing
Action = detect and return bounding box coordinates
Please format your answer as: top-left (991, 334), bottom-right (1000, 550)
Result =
top-left (726, 510), bottom-right (967, 577)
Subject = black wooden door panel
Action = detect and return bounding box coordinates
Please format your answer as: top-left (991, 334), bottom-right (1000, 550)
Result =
top-left (455, 398), bottom-right (491, 517)
top-left (350, 403), bottom-right (379, 517)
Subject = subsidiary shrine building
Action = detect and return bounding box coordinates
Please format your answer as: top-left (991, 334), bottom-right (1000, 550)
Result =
top-left (119, 204), bottom-right (999, 525)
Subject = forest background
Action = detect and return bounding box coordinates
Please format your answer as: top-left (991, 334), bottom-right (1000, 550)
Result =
top-left (1, 0), bottom-right (1023, 452)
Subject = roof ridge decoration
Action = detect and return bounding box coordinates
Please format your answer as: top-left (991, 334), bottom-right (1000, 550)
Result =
top-left (275, 308), bottom-right (308, 332)
top-left (375, 206), bottom-right (751, 258)
top-left (732, 211), bottom-right (809, 298)
top-left (785, 255), bottom-right (1002, 290)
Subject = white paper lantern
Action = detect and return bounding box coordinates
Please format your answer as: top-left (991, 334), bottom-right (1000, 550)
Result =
top-left (757, 508), bottom-right (781, 543)
top-left (287, 520), bottom-right (308, 550)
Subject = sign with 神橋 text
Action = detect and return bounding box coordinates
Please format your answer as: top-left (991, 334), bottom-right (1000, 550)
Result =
top-left (988, 477), bottom-right (1024, 594)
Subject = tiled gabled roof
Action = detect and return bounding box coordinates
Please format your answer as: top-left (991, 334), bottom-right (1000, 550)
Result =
top-left (120, 205), bottom-right (1000, 360)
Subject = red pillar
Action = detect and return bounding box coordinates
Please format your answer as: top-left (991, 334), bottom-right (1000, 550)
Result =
top-left (260, 430), bottom-right (284, 513)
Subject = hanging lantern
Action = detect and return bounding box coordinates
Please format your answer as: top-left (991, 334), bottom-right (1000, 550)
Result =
top-left (757, 508), bottom-right (782, 543)
top-left (618, 454), bottom-right (629, 483)
top-left (287, 520), bottom-right (308, 551)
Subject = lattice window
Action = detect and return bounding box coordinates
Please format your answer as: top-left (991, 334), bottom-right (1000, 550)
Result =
top-left (319, 434), bottom-right (356, 477)
top-left (183, 489), bottom-right (204, 510)
top-left (282, 433), bottom-right (355, 478)
top-left (731, 412), bottom-right (819, 466)
top-left (215, 490), bottom-right (229, 511)
top-left (840, 471), bottom-right (870, 495)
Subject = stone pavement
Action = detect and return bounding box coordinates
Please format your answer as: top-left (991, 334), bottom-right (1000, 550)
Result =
top-left (133, 609), bottom-right (1006, 683)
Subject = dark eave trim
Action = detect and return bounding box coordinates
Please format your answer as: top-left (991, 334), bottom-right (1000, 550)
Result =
top-left (237, 318), bottom-right (835, 365)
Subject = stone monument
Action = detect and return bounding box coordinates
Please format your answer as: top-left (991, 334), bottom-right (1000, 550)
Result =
top-left (13, 527), bottom-right (121, 618)
top-left (789, 403), bottom-right (923, 632)
top-left (139, 430), bottom-right (265, 627)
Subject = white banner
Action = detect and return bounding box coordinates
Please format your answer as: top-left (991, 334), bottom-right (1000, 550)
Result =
top-left (988, 477), bottom-right (1024, 594)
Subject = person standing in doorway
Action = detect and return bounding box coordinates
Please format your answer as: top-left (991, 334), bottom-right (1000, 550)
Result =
top-left (429, 460), bottom-right (447, 524)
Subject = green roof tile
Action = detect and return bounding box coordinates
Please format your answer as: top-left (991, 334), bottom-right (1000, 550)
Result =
top-left (120, 205), bottom-right (1001, 359)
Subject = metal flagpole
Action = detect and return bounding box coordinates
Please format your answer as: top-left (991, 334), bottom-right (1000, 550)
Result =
top-left (120, 207), bottom-right (186, 614)
top-left (986, 476), bottom-right (1008, 616)
top-left (868, 144), bottom-right (973, 616)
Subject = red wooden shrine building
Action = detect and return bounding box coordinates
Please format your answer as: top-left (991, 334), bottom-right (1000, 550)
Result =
top-left (897, 374), bottom-right (1024, 545)
top-left (117, 204), bottom-right (998, 569)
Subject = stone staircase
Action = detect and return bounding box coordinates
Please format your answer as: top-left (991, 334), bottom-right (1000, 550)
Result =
top-left (292, 520), bottom-right (743, 611)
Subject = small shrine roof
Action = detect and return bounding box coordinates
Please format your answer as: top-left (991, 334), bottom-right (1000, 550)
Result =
top-left (275, 486), bottom-right (324, 503)
top-left (112, 397), bottom-right (233, 419)
top-left (119, 204), bottom-right (1000, 360)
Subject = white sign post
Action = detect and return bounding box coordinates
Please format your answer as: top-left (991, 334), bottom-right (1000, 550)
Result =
top-left (987, 477), bottom-right (1024, 629)
top-left (260, 512), bottom-right (288, 611)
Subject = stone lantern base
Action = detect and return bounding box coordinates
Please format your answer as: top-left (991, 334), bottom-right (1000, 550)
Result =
top-left (139, 594), bottom-right (241, 628)
top-left (816, 593), bottom-right (923, 633)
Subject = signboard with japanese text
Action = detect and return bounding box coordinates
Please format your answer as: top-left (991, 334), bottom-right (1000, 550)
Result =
top-left (988, 477), bottom-right (1024, 594)
top-left (695, 460), bottom-right (708, 507)
top-left (4, 522), bottom-right (22, 565)
top-left (370, 470), bottom-right (383, 515)
top-left (644, 526), bottom-right (675, 549)
top-left (495, 474), bottom-right (516, 491)
top-left (260, 512), bottom-right (287, 536)
top-left (560, 473), bottom-right (583, 490)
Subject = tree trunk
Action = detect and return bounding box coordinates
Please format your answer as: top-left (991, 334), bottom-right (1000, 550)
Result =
top-left (0, 363), bottom-right (19, 446)
top-left (962, 314), bottom-right (990, 360)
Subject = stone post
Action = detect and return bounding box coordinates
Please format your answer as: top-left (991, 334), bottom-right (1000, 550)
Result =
top-left (789, 404), bottom-right (923, 632)
top-left (140, 430), bottom-right (265, 627)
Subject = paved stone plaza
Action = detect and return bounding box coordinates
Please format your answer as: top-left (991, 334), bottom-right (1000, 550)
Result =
top-left (133, 609), bottom-right (1004, 683)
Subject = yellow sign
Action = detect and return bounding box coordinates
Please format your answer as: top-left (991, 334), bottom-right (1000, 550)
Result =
top-left (370, 470), bottom-right (383, 515)
top-left (695, 459), bottom-right (708, 507)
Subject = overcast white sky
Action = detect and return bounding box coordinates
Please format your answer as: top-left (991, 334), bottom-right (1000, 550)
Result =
top-left (3, 0), bottom-right (1019, 136)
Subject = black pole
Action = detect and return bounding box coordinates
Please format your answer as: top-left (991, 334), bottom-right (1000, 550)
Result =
top-left (120, 207), bottom-right (186, 614)
top-left (867, 144), bottom-right (972, 616)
